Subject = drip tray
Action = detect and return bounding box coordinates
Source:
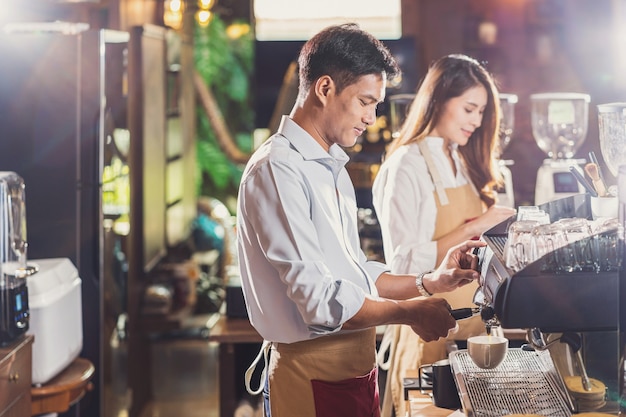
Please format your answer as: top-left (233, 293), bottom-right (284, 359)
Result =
top-left (449, 348), bottom-right (572, 417)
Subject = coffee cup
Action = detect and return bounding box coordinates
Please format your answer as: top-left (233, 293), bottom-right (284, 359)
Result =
top-left (467, 335), bottom-right (508, 369)
top-left (418, 359), bottom-right (461, 410)
top-left (590, 196), bottom-right (618, 220)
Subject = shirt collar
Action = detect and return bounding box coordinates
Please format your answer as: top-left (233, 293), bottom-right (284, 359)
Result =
top-left (277, 115), bottom-right (350, 168)
top-left (425, 135), bottom-right (459, 152)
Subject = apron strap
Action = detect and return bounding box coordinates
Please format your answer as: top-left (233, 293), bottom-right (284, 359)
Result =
top-left (417, 140), bottom-right (449, 206)
top-left (245, 339), bottom-right (272, 395)
top-left (458, 159), bottom-right (480, 197)
top-left (376, 326), bottom-right (394, 371)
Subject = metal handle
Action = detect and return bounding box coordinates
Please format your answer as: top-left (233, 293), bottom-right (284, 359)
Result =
top-left (450, 308), bottom-right (479, 320)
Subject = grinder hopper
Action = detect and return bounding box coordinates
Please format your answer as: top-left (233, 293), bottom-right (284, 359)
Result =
top-left (0, 171), bottom-right (36, 345)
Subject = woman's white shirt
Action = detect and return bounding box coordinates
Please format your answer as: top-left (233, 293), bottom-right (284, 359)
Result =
top-left (372, 137), bottom-right (469, 274)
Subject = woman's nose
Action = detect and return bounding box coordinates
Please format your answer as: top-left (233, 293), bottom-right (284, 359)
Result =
top-left (472, 113), bottom-right (483, 128)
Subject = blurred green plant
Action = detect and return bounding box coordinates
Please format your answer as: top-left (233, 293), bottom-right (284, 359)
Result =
top-left (194, 15), bottom-right (254, 207)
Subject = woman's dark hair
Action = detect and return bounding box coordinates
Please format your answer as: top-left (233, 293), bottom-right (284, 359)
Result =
top-left (297, 23), bottom-right (401, 96)
top-left (385, 54), bottom-right (502, 207)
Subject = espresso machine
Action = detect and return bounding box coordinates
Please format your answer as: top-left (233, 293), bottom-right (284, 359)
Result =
top-left (446, 193), bottom-right (622, 416)
top-left (443, 100), bottom-right (626, 417)
top-left (532, 93), bottom-right (590, 205)
top-left (0, 172), bottom-right (35, 345)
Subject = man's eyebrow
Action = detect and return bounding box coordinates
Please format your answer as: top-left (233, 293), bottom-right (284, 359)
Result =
top-left (362, 94), bottom-right (382, 104)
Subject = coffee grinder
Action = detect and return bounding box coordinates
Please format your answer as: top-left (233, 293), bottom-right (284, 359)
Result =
top-left (532, 92), bottom-right (590, 205)
top-left (497, 93), bottom-right (518, 208)
top-left (0, 171), bottom-right (35, 345)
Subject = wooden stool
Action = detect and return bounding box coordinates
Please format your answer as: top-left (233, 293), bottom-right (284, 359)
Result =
top-left (31, 357), bottom-right (95, 416)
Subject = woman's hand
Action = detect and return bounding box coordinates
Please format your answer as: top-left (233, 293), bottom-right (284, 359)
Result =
top-left (468, 205), bottom-right (516, 237)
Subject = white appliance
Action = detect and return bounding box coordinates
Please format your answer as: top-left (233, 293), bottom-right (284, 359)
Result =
top-left (26, 257), bottom-right (82, 385)
top-left (497, 93), bottom-right (518, 208)
top-left (531, 92), bottom-right (590, 205)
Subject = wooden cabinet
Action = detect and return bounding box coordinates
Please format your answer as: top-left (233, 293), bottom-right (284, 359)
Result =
top-left (0, 335), bottom-right (32, 417)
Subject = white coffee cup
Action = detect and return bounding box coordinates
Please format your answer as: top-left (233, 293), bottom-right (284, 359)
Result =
top-left (590, 196), bottom-right (618, 220)
top-left (467, 335), bottom-right (508, 369)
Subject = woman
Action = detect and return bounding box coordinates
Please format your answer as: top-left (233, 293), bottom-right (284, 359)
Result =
top-left (372, 54), bottom-right (516, 416)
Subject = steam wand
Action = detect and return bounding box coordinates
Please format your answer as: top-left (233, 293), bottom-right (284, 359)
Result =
top-left (560, 332), bottom-right (593, 392)
top-left (526, 329), bottom-right (592, 392)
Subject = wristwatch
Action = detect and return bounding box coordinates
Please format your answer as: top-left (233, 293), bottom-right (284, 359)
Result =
top-left (415, 270), bottom-right (433, 297)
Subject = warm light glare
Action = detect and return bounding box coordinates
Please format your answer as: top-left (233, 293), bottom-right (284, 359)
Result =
top-left (196, 10), bottom-right (212, 27)
top-left (226, 23), bottom-right (250, 40)
top-left (164, 0), bottom-right (184, 30)
top-left (169, 0), bottom-right (182, 12)
top-left (164, 11), bottom-right (183, 30)
top-left (198, 0), bottom-right (216, 10)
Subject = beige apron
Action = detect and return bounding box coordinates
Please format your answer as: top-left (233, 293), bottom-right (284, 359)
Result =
top-left (267, 328), bottom-right (379, 417)
top-left (381, 141), bottom-right (486, 417)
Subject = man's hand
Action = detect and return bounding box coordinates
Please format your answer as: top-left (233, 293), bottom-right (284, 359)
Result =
top-left (406, 297), bottom-right (456, 342)
top-left (424, 240), bottom-right (486, 294)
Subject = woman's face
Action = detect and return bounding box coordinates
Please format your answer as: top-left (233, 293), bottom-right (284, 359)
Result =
top-left (429, 85), bottom-right (488, 147)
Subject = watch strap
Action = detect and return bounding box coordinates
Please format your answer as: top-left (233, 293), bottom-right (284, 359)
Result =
top-left (415, 270), bottom-right (433, 297)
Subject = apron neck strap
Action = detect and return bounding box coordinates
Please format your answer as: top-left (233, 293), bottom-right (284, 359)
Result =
top-left (417, 140), bottom-right (449, 206)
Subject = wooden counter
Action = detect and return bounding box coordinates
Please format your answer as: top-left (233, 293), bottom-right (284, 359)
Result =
top-left (207, 316), bottom-right (263, 417)
top-left (408, 396), bottom-right (459, 417)
top-left (405, 369), bottom-right (461, 417)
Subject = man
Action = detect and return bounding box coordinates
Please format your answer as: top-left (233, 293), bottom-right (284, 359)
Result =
top-left (237, 23), bottom-right (485, 417)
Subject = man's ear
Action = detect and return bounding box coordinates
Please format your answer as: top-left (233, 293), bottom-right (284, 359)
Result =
top-left (314, 75), bottom-right (335, 105)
